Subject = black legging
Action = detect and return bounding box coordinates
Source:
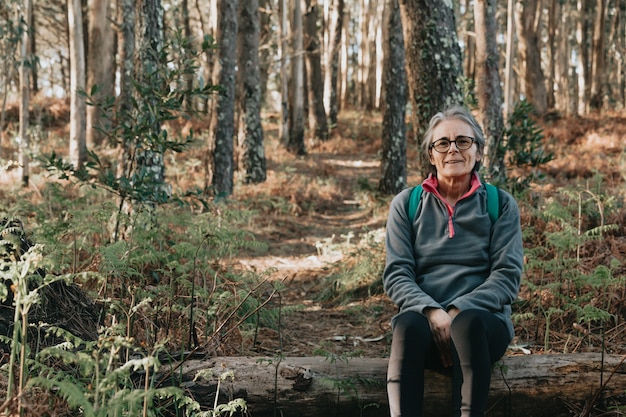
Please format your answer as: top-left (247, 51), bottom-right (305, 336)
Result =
top-left (387, 309), bottom-right (510, 417)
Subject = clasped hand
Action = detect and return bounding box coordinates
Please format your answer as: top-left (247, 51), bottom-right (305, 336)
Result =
top-left (425, 307), bottom-right (460, 368)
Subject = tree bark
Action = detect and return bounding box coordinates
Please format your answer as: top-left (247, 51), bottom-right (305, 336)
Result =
top-left (86, 0), bottom-right (114, 148)
top-left (19, 0), bottom-right (32, 187)
top-left (287, 0), bottom-right (306, 155)
top-left (304, 1), bottom-right (329, 140)
top-left (575, 0), bottom-right (591, 115)
top-left (68, 0), bottom-right (87, 170)
top-left (378, 0), bottom-right (406, 196)
top-left (237, 0), bottom-right (267, 184)
top-left (176, 354), bottom-right (626, 417)
top-left (324, 0), bottom-right (343, 126)
top-left (399, 0), bottom-right (463, 173)
top-left (589, 0), bottom-right (608, 109)
top-left (503, 0), bottom-right (515, 119)
top-left (474, 0), bottom-right (505, 182)
top-left (516, 0), bottom-right (548, 115)
top-left (279, 0), bottom-right (290, 145)
top-left (212, 0), bottom-right (238, 196)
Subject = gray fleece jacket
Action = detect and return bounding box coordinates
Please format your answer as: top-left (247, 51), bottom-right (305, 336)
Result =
top-left (383, 173), bottom-right (524, 340)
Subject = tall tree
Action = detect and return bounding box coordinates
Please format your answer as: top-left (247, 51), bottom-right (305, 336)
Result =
top-left (279, 0), bottom-right (290, 145)
top-left (212, 0), bottom-right (238, 196)
top-left (118, 0), bottom-right (135, 122)
top-left (19, 0), bottom-right (32, 187)
top-left (462, 0), bottom-right (476, 81)
top-left (474, 0), bottom-right (506, 181)
top-left (400, 0), bottom-right (464, 173)
top-left (575, 0), bottom-right (592, 115)
top-left (68, 0), bottom-right (87, 169)
top-left (379, 0), bottom-right (406, 195)
top-left (589, 0), bottom-right (608, 109)
top-left (237, 0), bottom-right (267, 184)
top-left (517, 0), bottom-right (547, 114)
top-left (304, 0), bottom-right (329, 140)
top-left (323, 0), bottom-right (344, 126)
top-left (258, 0), bottom-right (272, 107)
top-left (503, 0), bottom-right (516, 118)
top-left (547, 0), bottom-right (558, 110)
top-left (86, 0), bottom-right (114, 148)
top-left (287, 0), bottom-right (306, 154)
top-left (134, 0), bottom-right (167, 201)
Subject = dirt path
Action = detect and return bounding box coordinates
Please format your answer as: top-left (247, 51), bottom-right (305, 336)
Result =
top-left (235, 143), bottom-right (397, 358)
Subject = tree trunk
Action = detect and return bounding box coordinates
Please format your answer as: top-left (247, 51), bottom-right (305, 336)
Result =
top-left (279, 0), bottom-right (290, 145)
top-left (304, 1), bottom-right (329, 140)
top-left (503, 0), bottom-right (515, 119)
top-left (589, 0), bottom-right (608, 109)
top-left (516, 0), bottom-right (548, 115)
top-left (212, 0), bottom-right (238, 196)
top-left (287, 0), bottom-right (306, 155)
top-left (399, 0), bottom-right (463, 174)
top-left (462, 0), bottom-right (475, 82)
top-left (237, 0), bottom-right (267, 184)
top-left (378, 0), bottom-right (406, 196)
top-left (474, 0), bottom-right (505, 182)
top-left (134, 0), bottom-right (168, 201)
top-left (324, 0), bottom-right (343, 126)
top-left (86, 0), bottom-right (114, 148)
top-left (258, 0), bottom-right (272, 108)
top-left (576, 0), bottom-right (591, 114)
top-left (29, 9), bottom-right (38, 94)
top-left (68, 0), bottom-right (87, 170)
top-left (547, 0), bottom-right (557, 110)
top-left (176, 354), bottom-right (626, 417)
top-left (555, 0), bottom-right (574, 116)
top-left (19, 0), bottom-right (32, 187)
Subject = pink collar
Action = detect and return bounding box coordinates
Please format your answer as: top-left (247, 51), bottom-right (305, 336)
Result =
top-left (422, 172), bottom-right (481, 198)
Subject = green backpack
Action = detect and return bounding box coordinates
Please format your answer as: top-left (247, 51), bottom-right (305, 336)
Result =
top-left (407, 183), bottom-right (501, 224)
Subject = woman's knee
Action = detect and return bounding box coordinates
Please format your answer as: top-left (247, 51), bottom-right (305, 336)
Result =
top-left (450, 309), bottom-right (490, 337)
top-left (392, 311), bottom-right (430, 338)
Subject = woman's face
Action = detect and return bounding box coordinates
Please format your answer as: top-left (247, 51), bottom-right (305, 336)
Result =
top-left (428, 119), bottom-right (481, 181)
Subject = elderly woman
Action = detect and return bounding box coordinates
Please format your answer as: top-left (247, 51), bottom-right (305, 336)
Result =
top-left (383, 106), bottom-right (523, 417)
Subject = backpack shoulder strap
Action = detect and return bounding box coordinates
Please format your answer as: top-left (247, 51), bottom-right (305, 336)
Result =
top-left (407, 183), bottom-right (500, 224)
top-left (407, 185), bottom-right (423, 221)
top-left (484, 183), bottom-right (500, 223)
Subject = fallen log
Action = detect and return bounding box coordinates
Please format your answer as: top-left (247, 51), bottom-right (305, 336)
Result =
top-left (175, 353), bottom-right (626, 417)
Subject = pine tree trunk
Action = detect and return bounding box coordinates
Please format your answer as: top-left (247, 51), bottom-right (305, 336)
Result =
top-left (378, 0), bottom-right (406, 196)
top-left (212, 0), bottom-right (238, 196)
top-left (68, 0), bottom-right (87, 170)
top-left (19, 0), bottom-right (32, 187)
top-left (237, 0), bottom-right (267, 184)
top-left (324, 0), bottom-right (343, 126)
top-left (589, 0), bottom-right (607, 109)
top-left (474, 0), bottom-right (505, 182)
top-left (134, 0), bottom-right (168, 200)
top-left (279, 0), bottom-right (290, 145)
top-left (86, 0), bottom-right (114, 148)
top-left (516, 0), bottom-right (548, 115)
top-left (304, 2), bottom-right (329, 140)
top-left (287, 0), bottom-right (306, 155)
top-left (399, 0), bottom-right (463, 173)
top-left (547, 0), bottom-right (557, 110)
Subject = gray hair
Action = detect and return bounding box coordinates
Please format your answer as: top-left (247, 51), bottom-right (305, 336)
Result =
top-left (421, 106), bottom-right (485, 174)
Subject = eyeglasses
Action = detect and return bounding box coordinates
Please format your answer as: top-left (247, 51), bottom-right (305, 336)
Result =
top-left (429, 136), bottom-right (475, 153)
